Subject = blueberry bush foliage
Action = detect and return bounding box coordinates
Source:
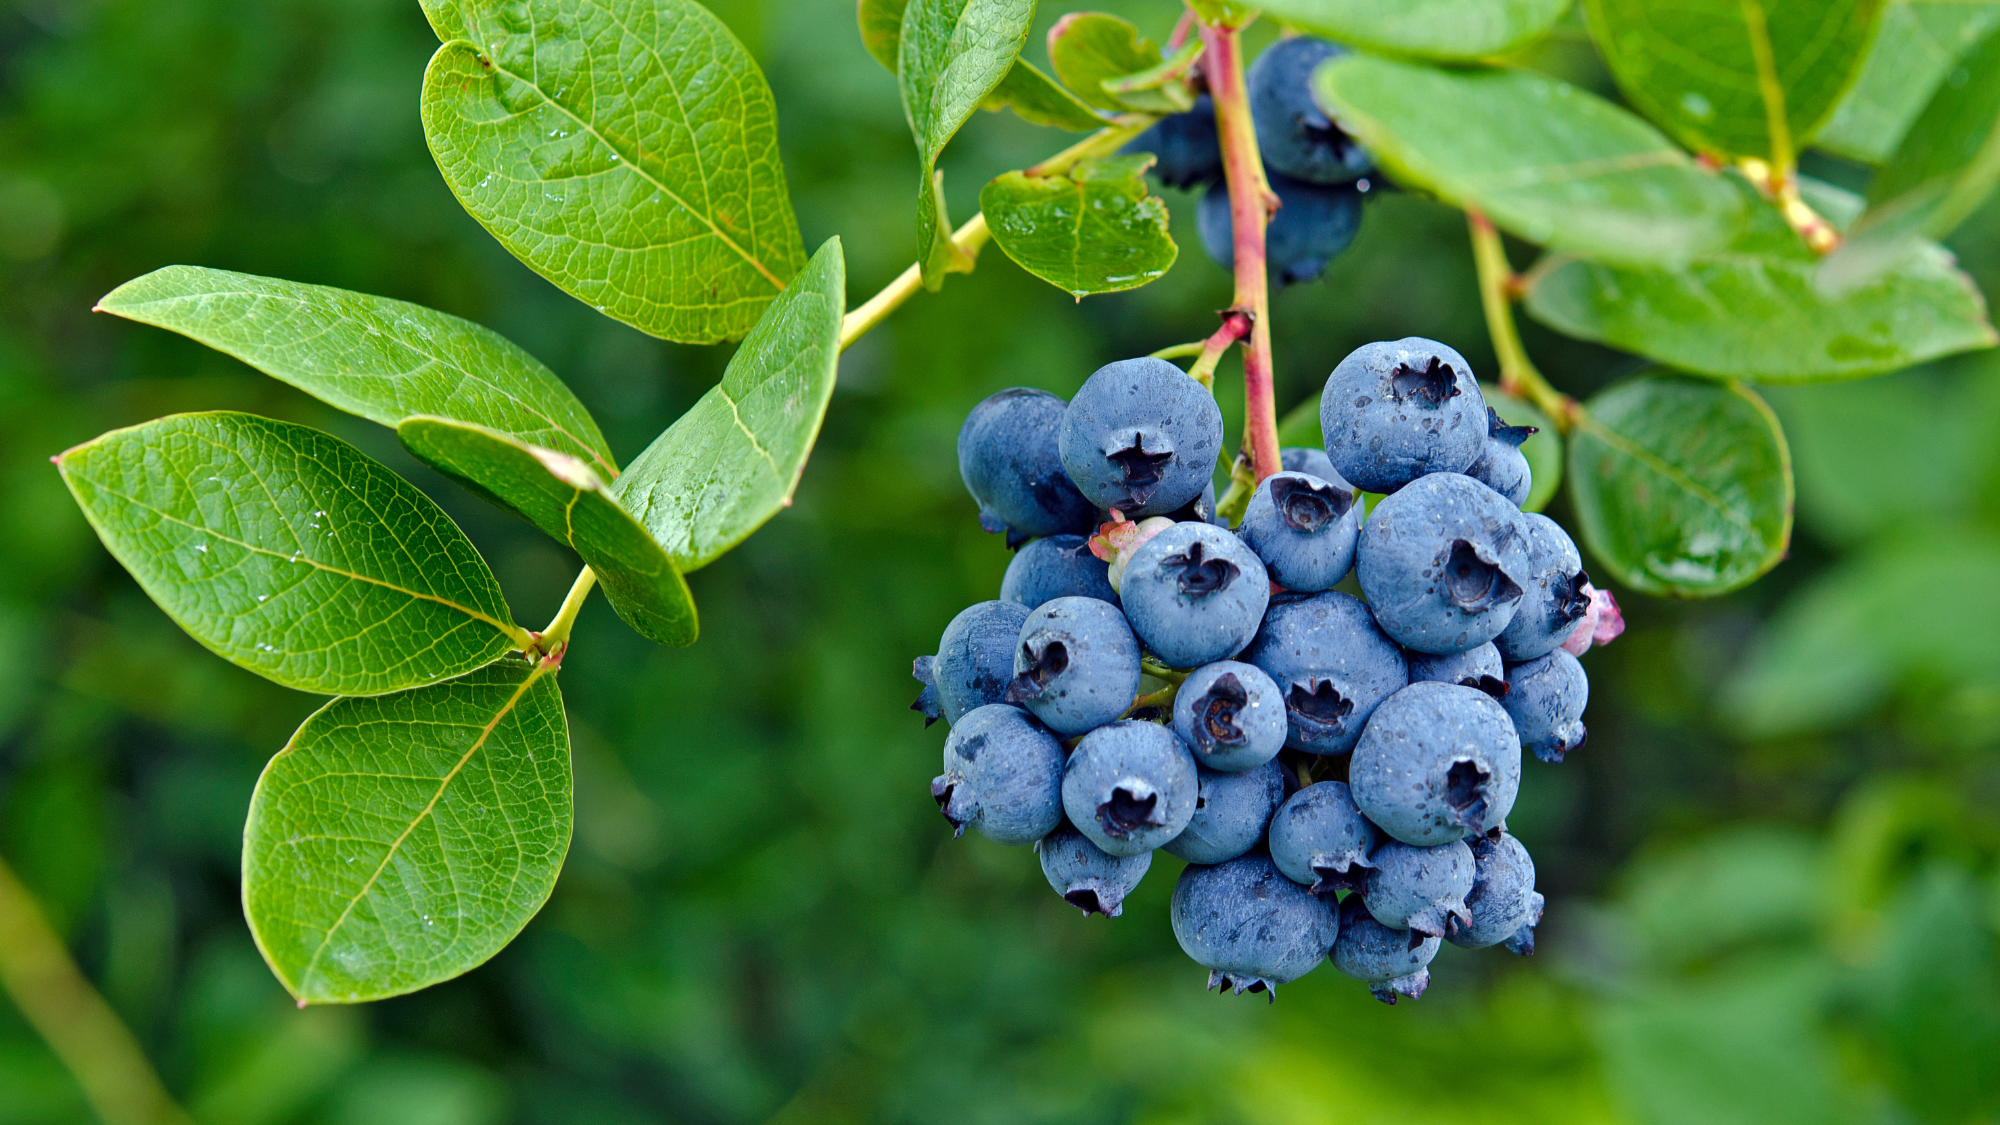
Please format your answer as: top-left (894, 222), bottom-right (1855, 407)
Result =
top-left (41, 0), bottom-right (1999, 1013)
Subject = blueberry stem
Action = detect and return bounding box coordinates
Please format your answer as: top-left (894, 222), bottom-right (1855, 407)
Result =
top-left (1140, 656), bottom-right (1193, 683)
top-left (1149, 341), bottom-right (1207, 361)
top-left (1184, 310), bottom-right (1253, 389)
top-left (1213, 449), bottom-right (1256, 527)
top-left (1124, 683), bottom-right (1180, 716)
top-left (1467, 210), bottom-right (1580, 433)
top-left (1736, 156), bottom-right (1841, 253)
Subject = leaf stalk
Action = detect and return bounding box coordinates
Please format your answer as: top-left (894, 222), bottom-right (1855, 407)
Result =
top-left (1468, 209), bottom-right (1580, 431)
top-left (532, 566), bottom-right (599, 659)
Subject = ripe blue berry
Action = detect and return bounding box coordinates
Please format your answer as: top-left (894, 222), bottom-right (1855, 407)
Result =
top-left (1406, 641), bottom-right (1505, 696)
top-left (1332, 893), bottom-right (1438, 1004)
top-left (1060, 357), bottom-right (1223, 518)
top-left (1446, 831), bottom-right (1543, 952)
top-left (1006, 596), bottom-right (1142, 736)
top-left (1493, 513), bottom-right (1591, 663)
top-left (1319, 338), bottom-right (1488, 493)
top-left (1119, 522), bottom-right (1270, 669)
top-left (1464, 406), bottom-right (1536, 507)
top-left (1280, 446), bottom-right (1356, 494)
top-left (1171, 660), bottom-right (1288, 772)
top-left (1362, 838), bottom-right (1474, 939)
top-left (1163, 759), bottom-right (1288, 865)
top-left (1000, 534), bottom-right (1119, 611)
top-left (1356, 472), bottom-right (1528, 654)
top-left (1268, 780), bottom-right (1379, 892)
top-left (1062, 720), bottom-right (1200, 857)
top-left (1501, 649), bottom-right (1588, 763)
top-left (1122, 95), bottom-right (1222, 188)
top-left (1038, 823), bottom-right (1153, 917)
top-left (924, 600), bottom-right (1033, 725)
top-left (1197, 171), bottom-right (1363, 288)
top-left (1348, 681), bottom-right (1521, 846)
top-left (1237, 470), bottom-right (1361, 592)
top-left (931, 704), bottom-right (1066, 844)
top-left (1171, 853), bottom-right (1340, 998)
top-left (958, 388), bottom-right (1098, 542)
top-left (1240, 590), bottom-right (1408, 755)
top-left (1247, 37), bottom-right (1372, 185)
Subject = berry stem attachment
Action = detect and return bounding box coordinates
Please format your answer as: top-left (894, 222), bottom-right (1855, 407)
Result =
top-left (529, 566), bottom-right (598, 661)
top-left (1467, 209), bottom-right (1580, 432)
top-left (1186, 310), bottom-right (1253, 389)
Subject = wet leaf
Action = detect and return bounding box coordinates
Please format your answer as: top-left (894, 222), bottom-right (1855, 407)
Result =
top-left (980, 155), bottom-right (1176, 296)
top-left (1047, 12), bottom-right (1184, 114)
top-left (984, 60), bottom-right (1107, 131)
top-left (1816, 0), bottom-right (2000, 164)
top-left (1253, 0), bottom-right (1573, 60)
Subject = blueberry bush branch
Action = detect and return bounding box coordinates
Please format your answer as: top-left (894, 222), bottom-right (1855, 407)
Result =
top-left (1467, 210), bottom-right (1578, 431)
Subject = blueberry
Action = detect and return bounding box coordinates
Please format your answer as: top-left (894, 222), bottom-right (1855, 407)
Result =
top-left (1464, 405), bottom-right (1536, 507)
top-left (1362, 838), bottom-right (1474, 939)
top-left (1001, 534), bottom-right (1119, 611)
top-left (1162, 480), bottom-right (1223, 526)
top-left (1170, 853), bottom-right (1340, 998)
top-left (1240, 590), bottom-right (1408, 755)
top-left (1501, 649), bottom-right (1588, 763)
top-left (1118, 522), bottom-right (1270, 669)
top-left (1406, 642), bottom-right (1506, 698)
top-left (1005, 596), bottom-right (1142, 737)
top-left (1319, 338), bottom-right (1488, 493)
top-left (1446, 831), bottom-right (1543, 952)
top-left (1247, 37), bottom-right (1372, 185)
top-left (1164, 759), bottom-right (1288, 865)
top-left (1038, 823), bottom-right (1153, 917)
top-left (1332, 893), bottom-right (1438, 1004)
top-left (931, 704), bottom-right (1066, 844)
top-left (1060, 357), bottom-right (1223, 518)
top-left (1238, 471), bottom-right (1361, 592)
top-left (1268, 780), bottom-right (1379, 892)
top-left (924, 600), bottom-right (1033, 725)
top-left (1062, 720), bottom-right (1200, 857)
top-left (1492, 513), bottom-right (1592, 663)
top-left (1171, 660), bottom-right (1288, 772)
top-left (1348, 681), bottom-right (1521, 846)
top-left (958, 388), bottom-right (1098, 542)
top-left (1356, 472), bottom-right (1528, 654)
top-left (1121, 95), bottom-right (1222, 188)
top-left (1197, 171), bottom-right (1363, 287)
top-left (1280, 446), bottom-right (1356, 494)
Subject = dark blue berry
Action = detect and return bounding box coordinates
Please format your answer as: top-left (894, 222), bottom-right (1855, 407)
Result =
top-left (1039, 823), bottom-right (1153, 917)
top-left (1362, 838), bottom-right (1474, 939)
top-left (1333, 893), bottom-right (1437, 1004)
top-left (1493, 513), bottom-right (1591, 663)
top-left (1240, 590), bottom-right (1408, 755)
top-left (1121, 95), bottom-right (1222, 188)
top-left (1501, 649), bottom-right (1588, 763)
top-left (1171, 853), bottom-right (1339, 998)
top-left (1248, 37), bottom-right (1372, 185)
top-left (958, 388), bottom-right (1098, 541)
top-left (1446, 831), bottom-right (1543, 952)
top-left (1163, 759), bottom-right (1288, 865)
top-left (1001, 534), bottom-right (1118, 611)
top-left (1198, 171), bottom-right (1363, 287)
top-left (1268, 780), bottom-right (1378, 892)
top-left (932, 704), bottom-right (1066, 844)
top-left (1464, 405), bottom-right (1535, 507)
top-left (924, 600), bottom-right (1033, 725)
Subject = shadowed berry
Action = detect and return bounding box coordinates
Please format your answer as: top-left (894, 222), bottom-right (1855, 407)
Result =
top-left (1269, 780), bottom-right (1379, 892)
top-left (1240, 590), bottom-right (1407, 754)
top-left (932, 704), bottom-right (1066, 844)
top-left (1333, 893), bottom-right (1438, 1004)
top-left (1163, 759), bottom-right (1288, 865)
top-left (1039, 823), bottom-right (1153, 917)
top-left (958, 388), bottom-right (1098, 542)
top-left (1171, 853), bottom-right (1340, 999)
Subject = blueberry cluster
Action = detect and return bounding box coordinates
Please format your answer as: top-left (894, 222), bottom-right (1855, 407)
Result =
top-left (1125, 37), bottom-right (1375, 287)
top-left (917, 341), bottom-right (1618, 1003)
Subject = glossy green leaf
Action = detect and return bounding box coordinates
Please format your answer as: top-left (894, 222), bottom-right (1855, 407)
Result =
top-left (420, 0), bottom-right (806, 344)
top-left (1527, 176), bottom-right (1998, 383)
top-left (1047, 13), bottom-right (1184, 114)
top-left (1583, 0), bottom-right (1883, 162)
top-left (96, 266), bottom-right (614, 474)
top-left (398, 418), bottom-right (697, 647)
top-left (899, 0), bottom-right (1037, 287)
top-left (616, 238), bottom-right (844, 571)
top-left (984, 60), bottom-right (1109, 131)
top-left (243, 659), bottom-right (570, 1004)
top-left (859, 0), bottom-right (907, 70)
top-left (1314, 56), bottom-right (1745, 266)
top-left (1482, 386), bottom-right (1564, 512)
top-left (1252, 0), bottom-right (1574, 60)
top-left (1567, 375), bottom-right (1793, 597)
top-left (56, 412), bottom-right (522, 695)
top-left (980, 155), bottom-right (1176, 296)
top-left (1816, 0), bottom-right (2000, 164)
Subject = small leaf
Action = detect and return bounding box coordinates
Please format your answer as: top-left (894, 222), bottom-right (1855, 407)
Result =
top-left (1527, 176), bottom-right (1998, 383)
top-left (1815, 0), bottom-right (2000, 164)
top-left (984, 60), bottom-right (1107, 132)
top-left (1314, 56), bottom-right (1745, 266)
top-left (420, 0), bottom-right (807, 344)
top-left (1047, 12), bottom-right (1183, 114)
top-left (243, 659), bottom-right (570, 1004)
top-left (1482, 386), bottom-right (1564, 513)
top-left (1183, 0), bottom-right (1256, 29)
top-left (56, 413), bottom-right (520, 695)
top-left (1583, 0), bottom-right (1883, 162)
top-left (1252, 0), bottom-right (1573, 60)
top-left (1566, 374), bottom-right (1793, 597)
top-left (980, 156), bottom-right (1177, 296)
top-left (96, 266), bottom-right (613, 474)
top-left (859, 0), bottom-right (908, 71)
top-left (616, 238), bottom-right (844, 571)
top-left (398, 418), bottom-right (697, 647)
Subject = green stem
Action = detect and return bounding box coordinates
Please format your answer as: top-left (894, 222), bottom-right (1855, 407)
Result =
top-left (531, 567), bottom-right (598, 664)
top-left (1213, 450), bottom-right (1257, 527)
top-left (1467, 209), bottom-right (1579, 431)
top-left (1139, 656), bottom-right (1192, 683)
top-left (1149, 341), bottom-right (1206, 361)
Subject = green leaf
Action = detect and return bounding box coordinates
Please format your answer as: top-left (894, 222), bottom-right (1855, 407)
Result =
top-left (96, 266), bottom-right (614, 474)
top-left (1815, 0), bottom-right (2000, 164)
top-left (1313, 56), bottom-right (1745, 266)
top-left (398, 418), bottom-right (697, 647)
top-left (980, 155), bottom-right (1177, 296)
top-left (1277, 396), bottom-right (1320, 448)
top-left (1566, 375), bottom-right (1792, 597)
top-left (984, 60), bottom-right (1111, 131)
top-left (1184, 0), bottom-right (1256, 29)
top-left (243, 658), bottom-right (570, 1004)
top-left (56, 413), bottom-right (522, 695)
top-left (1046, 12), bottom-right (1183, 114)
top-left (899, 0), bottom-right (1037, 287)
top-left (1251, 0), bottom-right (1574, 60)
top-left (419, 0), bottom-right (807, 345)
top-left (1483, 386), bottom-right (1564, 512)
top-left (859, 0), bottom-right (908, 70)
top-left (1583, 0), bottom-right (1883, 162)
top-left (615, 238), bottom-right (844, 571)
top-left (1526, 176), bottom-right (1998, 382)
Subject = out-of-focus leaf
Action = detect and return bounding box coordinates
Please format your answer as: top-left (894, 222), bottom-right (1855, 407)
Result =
top-left (1046, 12), bottom-right (1183, 114)
top-left (420, 0), bottom-right (806, 344)
top-left (1277, 396), bottom-right (1319, 448)
top-left (1482, 386), bottom-right (1564, 512)
top-left (1617, 827), bottom-right (1827, 969)
top-left (859, 0), bottom-right (908, 70)
top-left (1314, 56), bottom-right (1744, 267)
top-left (243, 659), bottom-right (570, 1004)
top-left (615, 238), bottom-right (844, 571)
top-left (187, 1007), bottom-right (365, 1125)
top-left (1567, 375), bottom-right (1792, 597)
top-left (1582, 0), bottom-right (1883, 162)
top-left (983, 61), bottom-right (1106, 131)
top-left (1253, 0), bottom-right (1574, 60)
top-left (56, 413), bottom-right (520, 696)
top-left (96, 266), bottom-right (614, 474)
top-left (980, 155), bottom-right (1176, 296)
top-left (1816, 0), bottom-right (2000, 164)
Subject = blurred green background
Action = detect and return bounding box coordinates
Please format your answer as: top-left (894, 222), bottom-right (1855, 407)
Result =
top-left (3, 0), bottom-right (1999, 1121)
